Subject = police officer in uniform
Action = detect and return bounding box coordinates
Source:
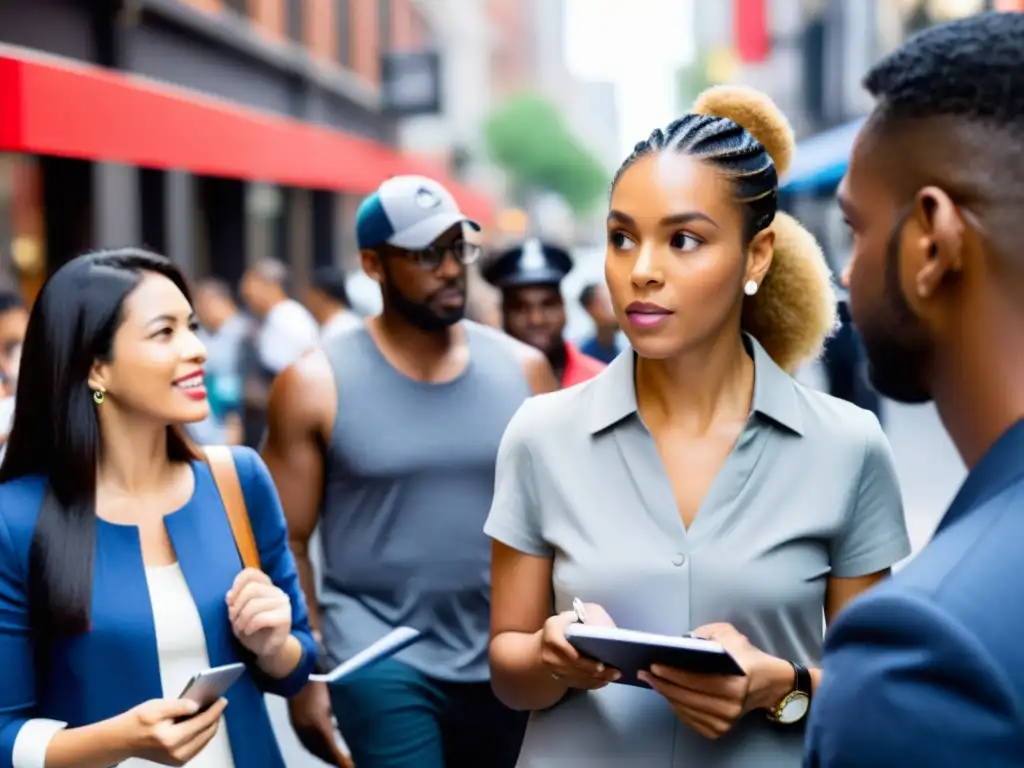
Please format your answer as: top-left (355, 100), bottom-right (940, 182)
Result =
top-left (483, 239), bottom-right (605, 388)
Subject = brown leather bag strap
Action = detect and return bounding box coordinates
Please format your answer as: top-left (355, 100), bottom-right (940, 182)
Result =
top-left (203, 446), bottom-right (261, 570)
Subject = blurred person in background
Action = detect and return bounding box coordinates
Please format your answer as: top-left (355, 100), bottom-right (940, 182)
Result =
top-left (578, 282), bottom-right (623, 364)
top-left (806, 13), bottom-right (1024, 765)
top-left (0, 248), bottom-right (316, 768)
top-left (485, 86), bottom-right (909, 767)
top-left (304, 266), bottom-right (362, 342)
top-left (821, 302), bottom-right (881, 424)
top-left (264, 175), bottom-right (558, 768)
top-left (239, 258), bottom-right (319, 447)
top-left (0, 288), bottom-right (28, 457)
top-left (188, 277), bottom-right (251, 445)
top-left (483, 239), bottom-right (605, 389)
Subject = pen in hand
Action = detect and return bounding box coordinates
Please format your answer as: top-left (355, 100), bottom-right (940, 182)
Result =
top-left (572, 597), bottom-right (588, 624)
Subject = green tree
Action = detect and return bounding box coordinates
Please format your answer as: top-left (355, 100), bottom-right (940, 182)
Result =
top-left (677, 49), bottom-right (713, 111)
top-left (483, 92), bottom-right (608, 215)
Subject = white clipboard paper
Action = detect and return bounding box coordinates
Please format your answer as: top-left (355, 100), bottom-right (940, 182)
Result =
top-left (309, 627), bottom-right (423, 683)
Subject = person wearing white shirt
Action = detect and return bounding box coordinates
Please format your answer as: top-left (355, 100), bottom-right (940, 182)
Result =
top-left (239, 260), bottom-right (320, 446)
top-left (303, 266), bottom-right (363, 343)
top-left (241, 259), bottom-right (320, 375)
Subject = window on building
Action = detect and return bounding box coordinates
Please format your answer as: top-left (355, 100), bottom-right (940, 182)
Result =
top-left (246, 182), bottom-right (285, 266)
top-left (336, 0), bottom-right (352, 67)
top-left (285, 0), bottom-right (303, 44)
top-left (223, 0), bottom-right (248, 16)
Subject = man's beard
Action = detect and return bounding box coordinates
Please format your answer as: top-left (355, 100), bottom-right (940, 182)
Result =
top-left (384, 278), bottom-right (465, 332)
top-left (856, 209), bottom-right (934, 404)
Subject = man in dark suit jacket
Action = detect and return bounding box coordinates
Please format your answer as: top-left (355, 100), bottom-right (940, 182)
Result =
top-left (804, 12), bottom-right (1024, 766)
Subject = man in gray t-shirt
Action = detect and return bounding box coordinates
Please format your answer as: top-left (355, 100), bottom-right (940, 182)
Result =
top-left (262, 176), bottom-right (559, 768)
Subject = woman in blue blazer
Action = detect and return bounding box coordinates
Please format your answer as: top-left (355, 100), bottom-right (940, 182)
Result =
top-left (0, 249), bottom-right (317, 768)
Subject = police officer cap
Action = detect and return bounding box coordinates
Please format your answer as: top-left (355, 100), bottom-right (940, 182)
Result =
top-left (483, 238), bottom-right (574, 289)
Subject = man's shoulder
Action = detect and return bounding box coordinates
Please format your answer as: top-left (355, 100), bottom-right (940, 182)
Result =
top-left (463, 321), bottom-right (548, 380)
top-left (808, 484), bottom-right (1024, 764)
top-left (464, 320), bottom-right (537, 359)
top-left (825, 484), bottom-right (1024, 682)
top-left (900, 481), bottom-right (1024, 649)
top-left (279, 345), bottom-right (335, 385)
top-left (268, 347), bottom-right (337, 422)
top-left (809, 575), bottom-right (1024, 764)
top-left (269, 299), bottom-right (319, 336)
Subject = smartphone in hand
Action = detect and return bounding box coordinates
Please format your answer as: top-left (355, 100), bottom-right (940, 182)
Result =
top-left (176, 662), bottom-right (246, 720)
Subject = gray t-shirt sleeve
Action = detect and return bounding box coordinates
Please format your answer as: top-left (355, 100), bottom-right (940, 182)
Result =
top-left (830, 413), bottom-right (912, 578)
top-left (483, 402), bottom-right (554, 558)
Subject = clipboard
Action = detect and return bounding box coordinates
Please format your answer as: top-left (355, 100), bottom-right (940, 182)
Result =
top-left (309, 627), bottom-right (423, 684)
top-left (565, 624), bottom-right (745, 688)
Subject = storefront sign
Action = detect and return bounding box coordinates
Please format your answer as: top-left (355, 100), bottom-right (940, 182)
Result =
top-left (381, 50), bottom-right (442, 116)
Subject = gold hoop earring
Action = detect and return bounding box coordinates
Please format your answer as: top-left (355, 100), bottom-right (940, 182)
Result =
top-left (93, 390), bottom-right (105, 405)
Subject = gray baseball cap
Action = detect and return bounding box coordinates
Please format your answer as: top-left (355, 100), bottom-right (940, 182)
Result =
top-left (355, 175), bottom-right (481, 250)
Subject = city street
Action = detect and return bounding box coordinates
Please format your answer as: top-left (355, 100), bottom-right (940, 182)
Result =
top-left (266, 374), bottom-right (968, 766)
top-left (884, 399), bottom-right (966, 559)
top-left (0, 3), bottom-right (1006, 765)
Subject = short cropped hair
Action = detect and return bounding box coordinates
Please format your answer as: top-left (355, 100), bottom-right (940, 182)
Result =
top-left (864, 11), bottom-right (1024, 127)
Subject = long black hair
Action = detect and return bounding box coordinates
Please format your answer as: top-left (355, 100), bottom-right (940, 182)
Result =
top-left (0, 248), bottom-right (201, 643)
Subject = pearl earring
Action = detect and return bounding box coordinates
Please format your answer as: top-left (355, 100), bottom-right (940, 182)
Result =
top-left (744, 280), bottom-right (758, 296)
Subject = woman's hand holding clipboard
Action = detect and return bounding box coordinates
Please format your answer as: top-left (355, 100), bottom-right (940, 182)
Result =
top-left (559, 599), bottom-right (745, 690)
top-left (565, 623), bottom-right (745, 688)
top-left (538, 600), bottom-right (622, 691)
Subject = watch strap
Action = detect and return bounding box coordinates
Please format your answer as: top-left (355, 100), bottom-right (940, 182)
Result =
top-left (792, 661), bottom-right (812, 697)
top-left (765, 661), bottom-right (811, 725)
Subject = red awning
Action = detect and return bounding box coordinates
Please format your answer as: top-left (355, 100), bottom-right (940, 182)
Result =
top-left (0, 47), bottom-right (493, 223)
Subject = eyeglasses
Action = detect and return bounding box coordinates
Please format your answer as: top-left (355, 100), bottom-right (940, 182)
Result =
top-left (393, 241), bottom-right (483, 271)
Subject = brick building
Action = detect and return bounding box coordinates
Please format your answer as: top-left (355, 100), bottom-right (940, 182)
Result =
top-left (0, 0), bottom-right (492, 301)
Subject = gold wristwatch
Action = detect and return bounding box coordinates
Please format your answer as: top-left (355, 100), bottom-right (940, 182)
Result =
top-left (765, 661), bottom-right (811, 725)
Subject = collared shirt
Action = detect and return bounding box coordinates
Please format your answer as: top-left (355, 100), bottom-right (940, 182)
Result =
top-left (484, 334), bottom-right (910, 768)
top-left (562, 341), bottom-right (606, 389)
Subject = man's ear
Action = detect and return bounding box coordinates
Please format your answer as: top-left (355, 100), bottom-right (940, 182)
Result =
top-left (360, 249), bottom-right (384, 285)
top-left (907, 185), bottom-right (964, 303)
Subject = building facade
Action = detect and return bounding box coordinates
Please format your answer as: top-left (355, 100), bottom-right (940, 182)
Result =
top-left (688, 0), bottom-right (1001, 277)
top-left (0, 0), bottom-right (492, 302)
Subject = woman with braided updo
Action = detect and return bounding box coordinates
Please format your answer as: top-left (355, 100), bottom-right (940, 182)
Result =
top-left (484, 86), bottom-right (910, 767)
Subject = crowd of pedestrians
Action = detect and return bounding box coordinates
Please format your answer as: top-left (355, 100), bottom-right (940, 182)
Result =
top-left (0, 11), bottom-right (1020, 768)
